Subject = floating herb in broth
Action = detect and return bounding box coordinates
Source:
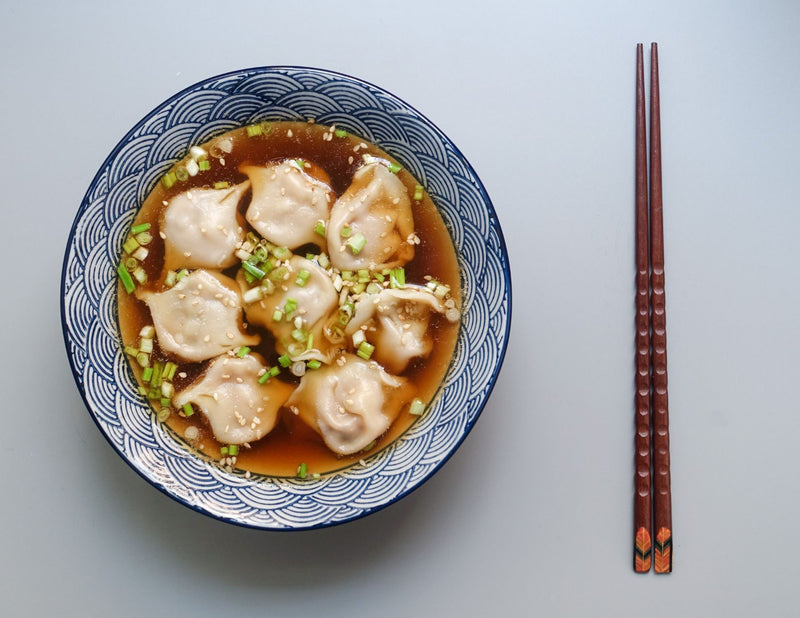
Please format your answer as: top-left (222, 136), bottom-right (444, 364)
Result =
top-left (117, 121), bottom-right (461, 478)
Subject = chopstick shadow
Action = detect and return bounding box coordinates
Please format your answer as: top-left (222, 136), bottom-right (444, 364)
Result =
top-left (89, 420), bottom-right (466, 591)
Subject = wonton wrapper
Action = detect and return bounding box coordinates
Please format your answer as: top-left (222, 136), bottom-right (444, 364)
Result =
top-left (345, 285), bottom-right (446, 374)
top-left (160, 182), bottom-right (250, 272)
top-left (173, 354), bottom-right (294, 445)
top-left (238, 255), bottom-right (338, 361)
top-left (327, 162), bottom-right (415, 271)
top-left (139, 269), bottom-right (259, 362)
top-left (242, 161), bottom-right (334, 250)
top-left (286, 354), bottom-right (413, 455)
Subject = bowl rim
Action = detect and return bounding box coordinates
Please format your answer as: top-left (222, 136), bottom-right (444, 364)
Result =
top-left (61, 65), bottom-right (512, 530)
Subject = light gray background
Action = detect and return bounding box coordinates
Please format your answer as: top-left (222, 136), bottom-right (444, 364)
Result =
top-left (2, 1), bottom-right (798, 616)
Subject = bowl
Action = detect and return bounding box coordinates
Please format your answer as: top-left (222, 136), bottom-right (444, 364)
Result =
top-left (61, 67), bottom-right (511, 529)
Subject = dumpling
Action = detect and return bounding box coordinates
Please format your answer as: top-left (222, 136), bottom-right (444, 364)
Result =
top-left (345, 285), bottom-right (446, 373)
top-left (139, 269), bottom-right (259, 362)
top-left (173, 354), bottom-right (294, 444)
top-left (285, 354), bottom-right (413, 455)
top-left (238, 255), bottom-right (338, 360)
top-left (327, 161), bottom-right (415, 271)
top-left (160, 181), bottom-right (250, 271)
top-left (242, 160), bottom-right (334, 249)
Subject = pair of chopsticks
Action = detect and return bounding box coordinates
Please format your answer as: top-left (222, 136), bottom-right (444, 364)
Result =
top-left (633, 42), bottom-right (672, 574)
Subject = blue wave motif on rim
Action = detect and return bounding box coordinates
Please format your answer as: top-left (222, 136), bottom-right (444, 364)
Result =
top-left (61, 66), bottom-right (512, 530)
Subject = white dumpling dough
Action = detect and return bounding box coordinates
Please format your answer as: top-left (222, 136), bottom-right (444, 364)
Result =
top-left (327, 161), bottom-right (415, 271)
top-left (139, 269), bottom-right (259, 362)
top-left (161, 181), bottom-right (250, 271)
top-left (286, 354), bottom-right (413, 455)
top-left (238, 255), bottom-right (338, 359)
top-left (243, 161), bottom-right (334, 249)
top-left (173, 354), bottom-right (294, 445)
top-left (346, 285), bottom-right (446, 374)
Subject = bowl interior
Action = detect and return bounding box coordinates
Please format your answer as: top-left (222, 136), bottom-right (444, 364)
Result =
top-left (61, 67), bottom-right (511, 529)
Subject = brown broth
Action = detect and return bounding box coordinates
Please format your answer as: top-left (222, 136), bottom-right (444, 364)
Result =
top-left (117, 121), bottom-right (461, 477)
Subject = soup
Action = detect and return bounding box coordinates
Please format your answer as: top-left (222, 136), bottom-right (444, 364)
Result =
top-left (117, 121), bottom-right (461, 477)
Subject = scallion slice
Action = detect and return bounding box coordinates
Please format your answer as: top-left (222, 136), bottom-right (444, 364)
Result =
top-left (387, 162), bottom-right (402, 174)
top-left (409, 398), bottom-right (426, 416)
top-left (334, 128), bottom-right (347, 138)
top-left (297, 462), bottom-right (308, 479)
top-left (278, 354), bottom-right (291, 368)
top-left (246, 124), bottom-right (262, 137)
top-left (117, 263), bottom-right (135, 294)
top-left (236, 346), bottom-right (251, 358)
top-left (347, 232), bottom-right (367, 255)
top-left (413, 184), bottom-right (424, 200)
top-left (228, 444), bottom-right (239, 456)
top-left (182, 403), bottom-right (194, 417)
top-left (307, 359), bottom-right (322, 370)
top-left (314, 220), bottom-right (326, 237)
top-left (130, 222), bottom-right (151, 235)
top-left (390, 267), bottom-right (405, 289)
top-left (241, 260), bottom-right (266, 280)
top-left (295, 269), bottom-right (310, 286)
top-left (161, 171), bottom-right (177, 189)
top-left (356, 341), bottom-right (375, 360)
top-left (198, 159), bottom-right (211, 171)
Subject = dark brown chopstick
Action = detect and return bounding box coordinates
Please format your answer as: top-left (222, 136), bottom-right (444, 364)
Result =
top-left (633, 42), bottom-right (653, 574)
top-left (649, 42), bottom-right (673, 574)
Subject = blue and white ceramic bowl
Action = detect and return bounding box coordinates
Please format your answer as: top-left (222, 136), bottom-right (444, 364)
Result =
top-left (61, 67), bottom-right (511, 529)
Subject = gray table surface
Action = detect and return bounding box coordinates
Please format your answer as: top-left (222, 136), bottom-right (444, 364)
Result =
top-left (3, 1), bottom-right (799, 616)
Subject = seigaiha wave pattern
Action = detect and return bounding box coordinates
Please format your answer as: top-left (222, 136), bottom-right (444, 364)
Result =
top-left (61, 67), bottom-right (511, 529)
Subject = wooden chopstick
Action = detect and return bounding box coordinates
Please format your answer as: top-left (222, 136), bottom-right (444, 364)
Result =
top-left (633, 42), bottom-right (653, 574)
top-left (649, 42), bottom-right (673, 574)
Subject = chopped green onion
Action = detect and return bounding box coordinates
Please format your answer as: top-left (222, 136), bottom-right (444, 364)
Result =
top-left (220, 446), bottom-right (229, 456)
top-left (268, 265), bottom-right (289, 282)
top-left (124, 257), bottom-right (138, 272)
top-left (284, 298), bottom-right (298, 315)
top-left (124, 345), bottom-right (139, 357)
top-left (131, 246), bottom-right (149, 262)
top-left (163, 362), bottom-right (178, 381)
top-left (318, 253), bottom-right (330, 269)
top-left (132, 267), bottom-right (147, 285)
top-left (241, 260), bottom-right (266, 280)
top-left (246, 124), bottom-right (262, 137)
top-left (160, 382), bottom-right (174, 399)
top-left (357, 269), bottom-right (370, 283)
top-left (409, 398), bottom-right (426, 416)
top-left (362, 440), bottom-right (376, 451)
top-left (413, 184), bottom-right (424, 200)
top-left (291, 328), bottom-right (308, 343)
top-left (122, 236), bottom-right (140, 255)
top-left (258, 370), bottom-right (271, 384)
top-left (434, 284), bottom-right (451, 299)
top-left (141, 367), bottom-right (153, 383)
top-left (176, 269), bottom-right (189, 281)
top-left (387, 162), bottom-right (402, 174)
top-left (161, 171), bottom-right (177, 189)
top-left (175, 166), bottom-right (188, 181)
top-left (243, 286), bottom-right (264, 304)
top-left (156, 408), bottom-right (171, 422)
top-left (198, 159), bottom-right (211, 171)
top-left (278, 354), bottom-right (291, 368)
top-left (139, 338), bottom-right (153, 354)
top-left (253, 245), bottom-right (269, 262)
top-left (260, 279), bottom-right (275, 295)
top-left (373, 271), bottom-right (385, 282)
top-left (268, 366), bottom-right (280, 377)
top-left (351, 282), bottom-right (366, 295)
top-left (151, 362), bottom-right (163, 388)
top-left (260, 121), bottom-right (273, 134)
top-left (366, 282), bottom-right (382, 294)
top-left (340, 226), bottom-right (352, 238)
top-left (272, 246), bottom-right (291, 260)
top-left (140, 324), bottom-right (154, 337)
top-left (295, 158), bottom-right (307, 169)
top-left (347, 232), bottom-right (367, 255)
top-left (131, 222), bottom-right (151, 235)
top-left (136, 352), bottom-right (150, 368)
top-left (160, 397), bottom-right (172, 408)
top-left (295, 269), bottom-right (310, 286)
top-left (390, 267), bottom-right (405, 289)
top-left (213, 181), bottom-right (230, 190)
top-left (182, 403), bottom-right (194, 417)
top-left (306, 333), bottom-right (314, 351)
top-left (272, 309), bottom-right (284, 322)
top-left (334, 128), bottom-right (347, 138)
top-left (228, 444), bottom-right (239, 456)
top-left (307, 359), bottom-right (322, 370)
top-left (164, 270), bottom-right (177, 287)
top-left (117, 263), bottom-right (135, 293)
top-left (314, 220), bottom-right (326, 237)
top-left (356, 341), bottom-right (375, 360)
top-left (341, 270), bottom-right (355, 282)
top-left (236, 346), bottom-right (251, 358)
top-left (135, 231), bottom-right (153, 246)
top-left (296, 462), bottom-right (308, 479)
